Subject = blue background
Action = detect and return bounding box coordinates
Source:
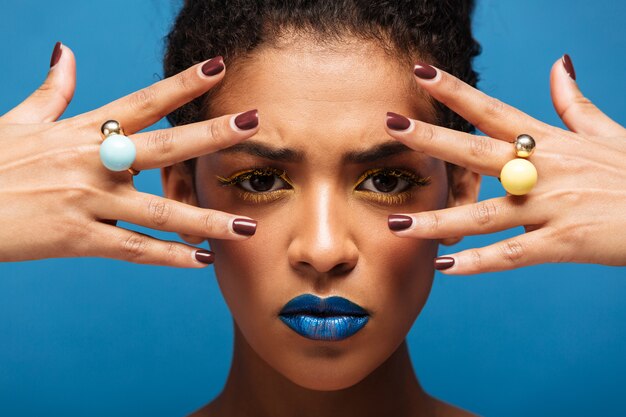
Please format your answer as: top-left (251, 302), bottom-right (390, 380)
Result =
top-left (1, 1), bottom-right (624, 416)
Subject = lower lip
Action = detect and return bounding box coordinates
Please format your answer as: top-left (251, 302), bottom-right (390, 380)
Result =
top-left (279, 314), bottom-right (369, 341)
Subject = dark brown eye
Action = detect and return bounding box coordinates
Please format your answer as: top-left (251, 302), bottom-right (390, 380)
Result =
top-left (372, 173), bottom-right (398, 192)
top-left (248, 173), bottom-right (276, 191)
top-left (357, 171), bottom-right (412, 194)
top-left (238, 171), bottom-right (290, 193)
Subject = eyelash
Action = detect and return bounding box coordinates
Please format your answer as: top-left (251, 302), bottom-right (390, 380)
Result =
top-left (216, 166), bottom-right (431, 205)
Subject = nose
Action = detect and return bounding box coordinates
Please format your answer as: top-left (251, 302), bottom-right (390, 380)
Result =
top-left (287, 184), bottom-right (359, 277)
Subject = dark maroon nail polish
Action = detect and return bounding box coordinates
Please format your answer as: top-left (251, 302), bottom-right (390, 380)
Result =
top-left (233, 218), bottom-right (257, 236)
top-left (434, 256), bottom-right (455, 270)
top-left (386, 112), bottom-right (411, 131)
top-left (388, 214), bottom-right (413, 231)
top-left (234, 109), bottom-right (259, 130)
top-left (195, 249), bottom-right (215, 264)
top-left (201, 56), bottom-right (225, 76)
top-left (414, 62), bottom-right (437, 79)
top-left (50, 41), bottom-right (62, 68)
top-left (561, 54), bottom-right (576, 81)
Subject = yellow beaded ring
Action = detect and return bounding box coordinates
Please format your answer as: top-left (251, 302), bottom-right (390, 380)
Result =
top-left (499, 134), bottom-right (537, 196)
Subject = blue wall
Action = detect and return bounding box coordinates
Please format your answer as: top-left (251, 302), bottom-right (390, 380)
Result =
top-left (1, 1), bottom-right (624, 415)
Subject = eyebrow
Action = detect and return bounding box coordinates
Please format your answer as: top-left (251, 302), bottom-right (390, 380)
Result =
top-left (216, 140), bottom-right (415, 163)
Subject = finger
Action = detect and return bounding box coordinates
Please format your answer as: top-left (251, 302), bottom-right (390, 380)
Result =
top-left (87, 56), bottom-right (225, 134)
top-left (95, 190), bottom-right (257, 240)
top-left (2, 42), bottom-right (76, 124)
top-left (85, 221), bottom-right (215, 268)
top-left (388, 197), bottom-right (543, 239)
top-left (385, 112), bottom-right (511, 176)
top-left (130, 109), bottom-right (259, 170)
top-left (412, 62), bottom-right (551, 141)
top-left (433, 228), bottom-right (557, 275)
top-left (550, 54), bottom-right (625, 137)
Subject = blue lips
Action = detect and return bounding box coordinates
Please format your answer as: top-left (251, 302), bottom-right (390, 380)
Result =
top-left (279, 294), bottom-right (370, 341)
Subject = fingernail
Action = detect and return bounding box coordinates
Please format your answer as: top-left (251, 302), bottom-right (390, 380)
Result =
top-left (561, 54), bottom-right (576, 81)
top-left (50, 41), bottom-right (62, 68)
top-left (434, 256), bottom-right (455, 270)
top-left (195, 249), bottom-right (215, 264)
top-left (233, 218), bottom-right (257, 236)
top-left (386, 112), bottom-right (411, 131)
top-left (234, 109), bottom-right (259, 130)
top-left (414, 62), bottom-right (437, 80)
top-left (202, 56), bottom-right (225, 76)
top-left (388, 214), bottom-right (413, 231)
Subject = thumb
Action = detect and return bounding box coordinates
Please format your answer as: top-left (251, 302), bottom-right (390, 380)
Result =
top-left (2, 41), bottom-right (76, 124)
top-left (550, 53), bottom-right (624, 137)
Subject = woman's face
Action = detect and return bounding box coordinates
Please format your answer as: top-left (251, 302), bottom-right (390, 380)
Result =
top-left (164, 38), bottom-right (475, 390)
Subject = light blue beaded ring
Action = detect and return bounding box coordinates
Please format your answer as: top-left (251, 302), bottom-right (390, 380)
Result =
top-left (99, 120), bottom-right (140, 175)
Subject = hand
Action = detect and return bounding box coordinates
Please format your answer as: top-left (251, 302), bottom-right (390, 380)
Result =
top-left (0, 42), bottom-right (259, 267)
top-left (384, 56), bottom-right (626, 275)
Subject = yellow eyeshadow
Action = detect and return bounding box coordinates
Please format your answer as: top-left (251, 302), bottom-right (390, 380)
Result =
top-left (216, 167), bottom-right (292, 187)
top-left (215, 166), bottom-right (430, 206)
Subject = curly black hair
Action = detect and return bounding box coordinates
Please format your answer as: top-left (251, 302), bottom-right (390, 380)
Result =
top-left (163, 0), bottom-right (481, 176)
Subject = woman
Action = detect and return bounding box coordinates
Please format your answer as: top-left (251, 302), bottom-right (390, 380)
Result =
top-left (1, 0), bottom-right (624, 415)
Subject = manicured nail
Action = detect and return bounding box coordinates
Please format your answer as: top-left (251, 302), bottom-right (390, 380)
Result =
top-left (561, 54), bottom-right (576, 81)
top-left (233, 218), bottom-right (257, 236)
top-left (388, 214), bottom-right (413, 231)
top-left (201, 56), bottom-right (225, 76)
top-left (234, 109), bottom-right (259, 130)
top-left (386, 112), bottom-right (411, 131)
top-left (434, 256), bottom-right (455, 270)
top-left (195, 249), bottom-right (215, 264)
top-left (50, 41), bottom-right (62, 68)
top-left (414, 62), bottom-right (437, 80)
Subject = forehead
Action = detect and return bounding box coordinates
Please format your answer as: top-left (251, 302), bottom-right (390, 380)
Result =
top-left (207, 37), bottom-right (435, 157)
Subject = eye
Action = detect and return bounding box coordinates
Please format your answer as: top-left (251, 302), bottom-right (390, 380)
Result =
top-left (216, 167), bottom-right (293, 193)
top-left (239, 171), bottom-right (289, 192)
top-left (355, 168), bottom-right (421, 194)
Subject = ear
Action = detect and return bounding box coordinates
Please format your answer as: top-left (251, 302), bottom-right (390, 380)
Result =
top-left (439, 164), bottom-right (481, 246)
top-left (161, 164), bottom-right (206, 245)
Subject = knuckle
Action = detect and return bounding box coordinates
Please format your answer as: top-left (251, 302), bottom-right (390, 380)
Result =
top-left (129, 86), bottom-right (158, 113)
top-left (468, 135), bottom-right (494, 158)
top-left (208, 119), bottom-right (227, 144)
top-left (146, 128), bottom-right (175, 157)
top-left (447, 76), bottom-right (463, 94)
top-left (148, 198), bottom-right (172, 226)
top-left (123, 234), bottom-right (148, 259)
top-left (467, 249), bottom-right (483, 271)
top-left (61, 183), bottom-right (95, 205)
top-left (420, 211), bottom-right (440, 234)
top-left (419, 123), bottom-right (437, 144)
top-left (165, 241), bottom-right (180, 260)
top-left (499, 240), bottom-right (524, 264)
top-left (470, 201), bottom-right (498, 226)
top-left (203, 211), bottom-right (220, 234)
top-left (174, 69), bottom-right (195, 92)
top-left (483, 97), bottom-right (506, 120)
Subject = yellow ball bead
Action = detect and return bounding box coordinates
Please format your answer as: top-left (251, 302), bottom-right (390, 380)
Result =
top-left (500, 158), bottom-right (537, 195)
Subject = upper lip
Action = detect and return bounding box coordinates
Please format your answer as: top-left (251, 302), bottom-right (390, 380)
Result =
top-left (279, 294), bottom-right (369, 316)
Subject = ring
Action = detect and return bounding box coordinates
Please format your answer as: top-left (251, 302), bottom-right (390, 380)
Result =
top-left (99, 120), bottom-right (140, 176)
top-left (499, 134), bottom-right (537, 195)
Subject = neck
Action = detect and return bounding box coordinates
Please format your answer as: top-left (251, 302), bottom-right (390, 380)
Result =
top-left (204, 324), bottom-right (434, 417)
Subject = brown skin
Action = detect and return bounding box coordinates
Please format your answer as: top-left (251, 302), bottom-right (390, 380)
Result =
top-left (163, 37), bottom-right (479, 417)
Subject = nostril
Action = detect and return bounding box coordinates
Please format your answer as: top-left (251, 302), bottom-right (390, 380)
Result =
top-left (329, 262), bottom-right (355, 276)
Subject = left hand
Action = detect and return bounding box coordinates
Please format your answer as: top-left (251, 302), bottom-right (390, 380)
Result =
top-left (384, 55), bottom-right (626, 275)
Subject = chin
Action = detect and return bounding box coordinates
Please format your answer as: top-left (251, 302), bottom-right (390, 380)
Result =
top-left (277, 354), bottom-right (380, 391)
top-left (259, 334), bottom-right (400, 391)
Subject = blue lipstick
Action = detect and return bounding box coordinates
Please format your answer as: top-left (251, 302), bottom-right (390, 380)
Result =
top-left (279, 294), bottom-right (370, 341)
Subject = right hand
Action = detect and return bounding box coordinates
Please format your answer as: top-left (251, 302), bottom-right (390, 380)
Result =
top-left (0, 42), bottom-right (259, 268)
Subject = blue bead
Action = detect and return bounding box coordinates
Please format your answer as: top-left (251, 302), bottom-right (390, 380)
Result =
top-left (99, 134), bottom-right (137, 171)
